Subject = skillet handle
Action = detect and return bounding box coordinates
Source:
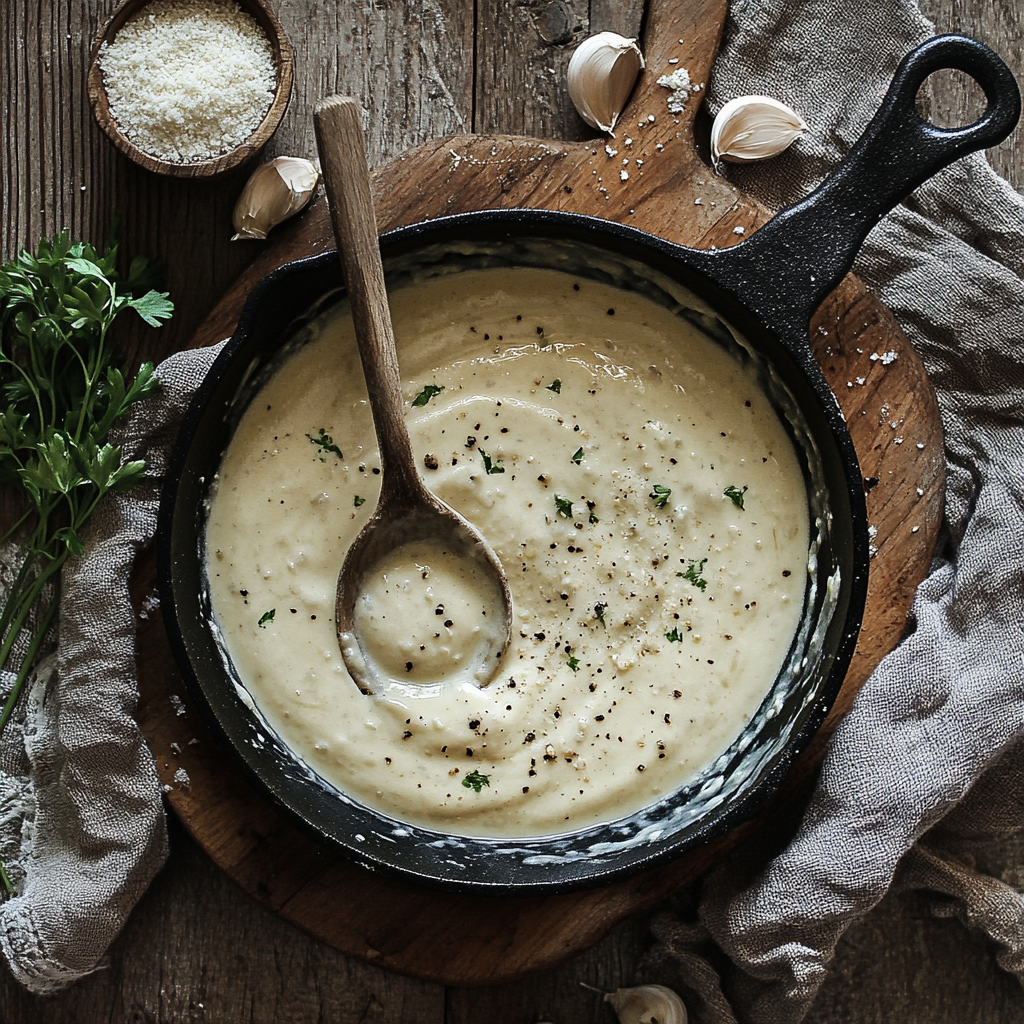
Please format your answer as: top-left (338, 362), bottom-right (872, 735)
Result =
top-left (710, 35), bottom-right (1021, 348)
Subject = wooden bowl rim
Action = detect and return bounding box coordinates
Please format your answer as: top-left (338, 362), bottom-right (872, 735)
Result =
top-left (86, 0), bottom-right (295, 179)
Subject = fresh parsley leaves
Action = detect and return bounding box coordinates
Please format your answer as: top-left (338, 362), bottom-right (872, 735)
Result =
top-left (665, 627), bottom-right (684, 642)
top-left (258, 609), bottom-right (276, 628)
top-left (545, 379), bottom-right (562, 394)
top-left (306, 428), bottom-right (342, 461)
top-left (412, 384), bottom-right (444, 406)
top-left (354, 495), bottom-right (366, 507)
top-left (677, 557), bottom-right (709, 592)
top-left (724, 484), bottom-right (748, 509)
top-left (480, 449), bottom-right (505, 474)
top-left (0, 232), bottom-right (170, 894)
top-left (554, 495), bottom-right (573, 518)
top-left (462, 769), bottom-right (490, 793)
top-left (649, 484), bottom-right (672, 508)
top-left (567, 652), bottom-right (580, 672)
top-left (571, 447), bottom-right (584, 464)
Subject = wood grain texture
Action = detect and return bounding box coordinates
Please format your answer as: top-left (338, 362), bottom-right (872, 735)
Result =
top-left (1, 0), bottom-right (1023, 1021)
top-left (132, 0), bottom-right (947, 989)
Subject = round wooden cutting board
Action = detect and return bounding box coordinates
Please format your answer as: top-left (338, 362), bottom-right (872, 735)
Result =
top-left (133, 0), bottom-right (945, 986)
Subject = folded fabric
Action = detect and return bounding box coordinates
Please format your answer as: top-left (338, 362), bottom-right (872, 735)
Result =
top-left (636, 2), bottom-right (1024, 1020)
top-left (0, 346), bottom-right (223, 993)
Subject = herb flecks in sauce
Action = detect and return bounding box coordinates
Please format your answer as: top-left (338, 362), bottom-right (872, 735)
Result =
top-left (354, 495), bottom-right (366, 507)
top-left (462, 769), bottom-right (490, 793)
top-left (480, 449), bottom-right (505, 474)
top-left (554, 495), bottom-right (574, 518)
top-left (257, 609), bottom-right (275, 628)
top-left (649, 484), bottom-right (672, 508)
top-left (678, 558), bottom-right (709, 591)
top-left (306, 428), bottom-right (342, 461)
top-left (725, 484), bottom-right (748, 509)
top-left (412, 383), bottom-right (445, 406)
top-left (545, 379), bottom-right (562, 393)
top-left (571, 447), bottom-right (584, 464)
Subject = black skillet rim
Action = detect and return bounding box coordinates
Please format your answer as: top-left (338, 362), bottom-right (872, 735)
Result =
top-left (156, 207), bottom-right (869, 895)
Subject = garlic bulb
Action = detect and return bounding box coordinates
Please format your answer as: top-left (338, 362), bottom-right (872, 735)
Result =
top-left (605, 984), bottom-right (688, 1024)
top-left (232, 157), bottom-right (320, 241)
top-left (710, 95), bottom-right (807, 167)
top-left (567, 32), bottom-right (644, 134)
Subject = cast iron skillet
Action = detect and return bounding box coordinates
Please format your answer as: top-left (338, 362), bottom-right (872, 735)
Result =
top-left (157, 36), bottom-right (1020, 895)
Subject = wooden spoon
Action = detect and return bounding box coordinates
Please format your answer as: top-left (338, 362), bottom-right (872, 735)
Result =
top-left (313, 96), bottom-right (512, 694)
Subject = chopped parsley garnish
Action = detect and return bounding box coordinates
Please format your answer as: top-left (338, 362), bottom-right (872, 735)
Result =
top-left (665, 627), bottom-right (684, 642)
top-left (571, 447), bottom-right (584, 464)
top-left (594, 602), bottom-right (607, 627)
top-left (480, 449), bottom-right (505, 474)
top-left (567, 653), bottom-right (580, 672)
top-left (677, 557), bottom-right (709, 592)
top-left (257, 609), bottom-right (276, 628)
top-left (306, 428), bottom-right (342, 461)
top-left (462, 769), bottom-right (490, 793)
top-left (554, 495), bottom-right (574, 518)
top-left (588, 510), bottom-right (599, 525)
top-left (649, 484), bottom-right (672, 508)
top-left (354, 495), bottom-right (366, 507)
top-left (725, 484), bottom-right (748, 509)
top-left (412, 384), bottom-right (445, 407)
top-left (545, 379), bottom-right (562, 393)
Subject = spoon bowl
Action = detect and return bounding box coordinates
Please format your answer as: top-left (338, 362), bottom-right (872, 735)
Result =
top-left (335, 496), bottom-right (512, 694)
top-left (313, 96), bottom-right (513, 692)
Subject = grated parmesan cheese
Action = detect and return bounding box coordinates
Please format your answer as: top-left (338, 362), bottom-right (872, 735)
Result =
top-left (99, 0), bottom-right (276, 163)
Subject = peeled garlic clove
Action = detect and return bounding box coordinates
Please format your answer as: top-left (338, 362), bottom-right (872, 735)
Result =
top-left (232, 156), bottom-right (320, 241)
top-left (711, 95), bottom-right (807, 166)
top-left (567, 31), bottom-right (645, 134)
top-left (605, 984), bottom-right (688, 1024)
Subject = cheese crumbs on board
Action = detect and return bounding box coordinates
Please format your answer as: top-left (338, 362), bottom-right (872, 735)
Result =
top-left (98, 0), bottom-right (276, 163)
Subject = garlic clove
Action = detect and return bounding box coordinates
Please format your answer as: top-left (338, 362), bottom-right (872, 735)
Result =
top-left (567, 31), bottom-right (645, 135)
top-left (232, 156), bottom-right (320, 241)
top-left (710, 95), bottom-right (807, 167)
top-left (605, 984), bottom-right (688, 1024)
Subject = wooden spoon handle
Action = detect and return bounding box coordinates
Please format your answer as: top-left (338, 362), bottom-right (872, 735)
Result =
top-left (314, 95), bottom-right (423, 501)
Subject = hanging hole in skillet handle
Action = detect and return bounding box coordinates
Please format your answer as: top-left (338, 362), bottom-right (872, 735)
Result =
top-left (707, 34), bottom-right (1021, 350)
top-left (887, 35), bottom-right (1021, 167)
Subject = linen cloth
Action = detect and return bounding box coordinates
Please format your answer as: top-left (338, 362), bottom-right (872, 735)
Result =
top-left (0, 347), bottom-right (222, 993)
top-left (635, 1), bottom-right (1024, 1021)
top-left (0, 0), bottom-right (1021, 1008)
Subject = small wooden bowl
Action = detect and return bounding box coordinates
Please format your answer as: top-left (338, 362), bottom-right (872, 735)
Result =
top-left (87, 0), bottom-right (294, 179)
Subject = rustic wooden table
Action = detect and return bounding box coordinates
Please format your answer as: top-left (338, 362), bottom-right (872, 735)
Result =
top-left (1, 1), bottom-right (1022, 1021)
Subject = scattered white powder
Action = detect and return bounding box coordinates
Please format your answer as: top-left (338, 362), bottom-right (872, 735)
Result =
top-left (657, 67), bottom-right (695, 114)
top-left (99, 0), bottom-right (276, 163)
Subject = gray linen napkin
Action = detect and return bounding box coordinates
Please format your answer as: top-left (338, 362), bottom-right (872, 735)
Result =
top-left (636, 2), bottom-right (1024, 1021)
top-left (0, 346), bottom-right (222, 993)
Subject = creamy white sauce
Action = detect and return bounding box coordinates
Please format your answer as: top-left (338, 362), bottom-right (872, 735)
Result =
top-left (205, 267), bottom-right (810, 838)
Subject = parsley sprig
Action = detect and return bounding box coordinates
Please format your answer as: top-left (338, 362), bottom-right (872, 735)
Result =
top-left (0, 233), bottom-right (170, 896)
